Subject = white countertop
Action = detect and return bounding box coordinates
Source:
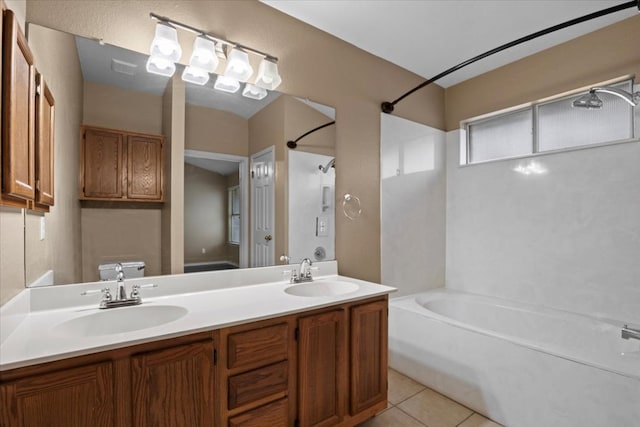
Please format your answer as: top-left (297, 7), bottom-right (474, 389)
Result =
top-left (0, 265), bottom-right (395, 371)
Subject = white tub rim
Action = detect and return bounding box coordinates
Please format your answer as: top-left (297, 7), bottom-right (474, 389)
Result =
top-left (390, 287), bottom-right (640, 381)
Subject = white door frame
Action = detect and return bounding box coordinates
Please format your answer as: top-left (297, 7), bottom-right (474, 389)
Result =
top-left (184, 149), bottom-right (249, 268)
top-left (250, 145), bottom-right (276, 267)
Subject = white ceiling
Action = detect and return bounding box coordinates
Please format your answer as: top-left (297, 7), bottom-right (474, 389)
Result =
top-left (262, 0), bottom-right (637, 88)
top-left (184, 156), bottom-right (239, 176)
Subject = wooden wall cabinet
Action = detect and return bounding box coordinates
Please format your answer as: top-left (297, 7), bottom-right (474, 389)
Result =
top-left (80, 125), bottom-right (164, 202)
top-left (35, 72), bottom-right (55, 208)
top-left (1, 9), bottom-right (35, 207)
top-left (1, 8), bottom-right (55, 211)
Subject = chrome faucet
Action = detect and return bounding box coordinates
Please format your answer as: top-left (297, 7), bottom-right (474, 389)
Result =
top-left (115, 263), bottom-right (127, 300)
top-left (82, 262), bottom-right (157, 309)
top-left (291, 258), bottom-right (313, 283)
top-left (622, 324), bottom-right (640, 341)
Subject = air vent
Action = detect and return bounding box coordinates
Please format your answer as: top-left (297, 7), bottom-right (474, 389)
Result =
top-left (111, 58), bottom-right (137, 76)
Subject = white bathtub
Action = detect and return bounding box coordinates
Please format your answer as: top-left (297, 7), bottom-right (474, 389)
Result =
top-left (389, 289), bottom-right (640, 427)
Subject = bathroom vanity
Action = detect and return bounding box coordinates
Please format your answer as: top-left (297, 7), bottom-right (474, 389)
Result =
top-left (0, 264), bottom-right (393, 427)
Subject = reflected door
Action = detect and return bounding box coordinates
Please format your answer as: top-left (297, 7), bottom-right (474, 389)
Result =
top-left (250, 147), bottom-right (275, 267)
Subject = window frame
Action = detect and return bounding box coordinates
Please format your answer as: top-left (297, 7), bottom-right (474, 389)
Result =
top-left (463, 78), bottom-right (636, 166)
top-left (227, 185), bottom-right (240, 245)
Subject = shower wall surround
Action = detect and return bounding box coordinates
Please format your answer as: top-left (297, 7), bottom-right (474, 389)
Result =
top-left (381, 114), bottom-right (446, 297)
top-left (445, 96), bottom-right (640, 324)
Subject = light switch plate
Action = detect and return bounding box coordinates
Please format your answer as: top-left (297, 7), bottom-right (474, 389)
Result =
top-left (40, 216), bottom-right (46, 241)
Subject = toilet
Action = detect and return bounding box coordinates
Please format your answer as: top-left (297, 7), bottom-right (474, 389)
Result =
top-left (98, 261), bottom-right (145, 281)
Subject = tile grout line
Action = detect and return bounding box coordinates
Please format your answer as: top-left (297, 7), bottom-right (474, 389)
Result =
top-left (456, 411), bottom-right (475, 426)
top-left (392, 386), bottom-right (427, 407)
top-left (394, 405), bottom-right (430, 427)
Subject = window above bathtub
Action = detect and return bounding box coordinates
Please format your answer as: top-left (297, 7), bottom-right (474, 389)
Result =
top-left (461, 78), bottom-right (637, 165)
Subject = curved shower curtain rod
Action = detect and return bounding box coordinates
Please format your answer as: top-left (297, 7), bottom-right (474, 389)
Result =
top-left (286, 121), bottom-right (336, 149)
top-left (381, 0), bottom-right (640, 114)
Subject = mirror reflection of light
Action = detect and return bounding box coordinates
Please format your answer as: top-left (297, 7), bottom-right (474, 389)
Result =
top-left (513, 160), bottom-right (547, 175)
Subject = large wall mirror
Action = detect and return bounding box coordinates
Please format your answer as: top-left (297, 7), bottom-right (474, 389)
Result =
top-left (24, 23), bottom-right (336, 286)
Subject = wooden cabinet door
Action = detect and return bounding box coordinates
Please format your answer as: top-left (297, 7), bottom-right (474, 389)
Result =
top-left (127, 134), bottom-right (163, 201)
top-left (0, 361), bottom-right (114, 427)
top-left (81, 127), bottom-right (123, 199)
top-left (298, 310), bottom-right (347, 427)
top-left (2, 10), bottom-right (35, 202)
top-left (350, 300), bottom-right (388, 414)
top-left (35, 72), bottom-right (55, 207)
top-left (131, 339), bottom-right (214, 427)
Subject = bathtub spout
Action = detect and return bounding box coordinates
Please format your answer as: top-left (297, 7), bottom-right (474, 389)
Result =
top-left (621, 325), bottom-right (640, 341)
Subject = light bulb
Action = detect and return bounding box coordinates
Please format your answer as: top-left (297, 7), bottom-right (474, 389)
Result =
top-left (254, 58), bottom-right (281, 90)
top-left (182, 66), bottom-right (210, 86)
top-left (149, 22), bottom-right (181, 62)
top-left (224, 48), bottom-right (253, 82)
top-left (242, 83), bottom-right (267, 100)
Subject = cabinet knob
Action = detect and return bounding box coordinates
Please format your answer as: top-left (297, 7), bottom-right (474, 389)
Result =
top-left (264, 234), bottom-right (272, 241)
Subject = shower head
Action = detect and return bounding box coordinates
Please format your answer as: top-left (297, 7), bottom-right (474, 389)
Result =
top-left (572, 90), bottom-right (603, 109)
top-left (319, 158), bottom-right (335, 173)
top-left (572, 86), bottom-right (640, 109)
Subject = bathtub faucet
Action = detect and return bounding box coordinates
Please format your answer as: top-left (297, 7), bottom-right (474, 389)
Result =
top-left (621, 325), bottom-right (640, 341)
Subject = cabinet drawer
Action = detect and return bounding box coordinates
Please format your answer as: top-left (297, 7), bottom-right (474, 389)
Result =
top-left (228, 398), bottom-right (288, 427)
top-left (228, 361), bottom-right (288, 409)
top-left (228, 323), bottom-right (288, 369)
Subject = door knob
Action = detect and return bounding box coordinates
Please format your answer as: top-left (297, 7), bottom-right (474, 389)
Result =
top-left (264, 234), bottom-right (272, 241)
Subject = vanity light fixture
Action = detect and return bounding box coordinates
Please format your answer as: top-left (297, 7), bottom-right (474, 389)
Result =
top-left (149, 21), bottom-right (182, 61)
top-left (148, 13), bottom-right (281, 98)
top-left (181, 36), bottom-right (220, 85)
top-left (182, 65), bottom-right (210, 85)
top-left (214, 75), bottom-right (241, 93)
top-left (190, 36), bottom-right (219, 72)
top-left (224, 48), bottom-right (253, 82)
top-left (254, 58), bottom-right (282, 90)
top-left (146, 55), bottom-right (176, 77)
top-left (242, 83), bottom-right (268, 100)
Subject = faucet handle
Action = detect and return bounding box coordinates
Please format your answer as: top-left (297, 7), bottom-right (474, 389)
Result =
top-left (81, 287), bottom-right (112, 301)
top-left (279, 254), bottom-right (290, 264)
top-left (130, 283), bottom-right (157, 298)
top-left (283, 269), bottom-right (298, 282)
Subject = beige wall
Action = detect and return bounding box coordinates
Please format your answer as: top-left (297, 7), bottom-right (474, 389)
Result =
top-left (0, 208), bottom-right (24, 305)
top-left (80, 81), bottom-right (164, 282)
top-left (285, 97), bottom-right (336, 158)
top-left (184, 164), bottom-right (228, 264)
top-left (185, 104), bottom-right (249, 156)
top-left (445, 15), bottom-right (640, 130)
top-left (26, 24), bottom-right (83, 286)
top-left (81, 207), bottom-right (162, 282)
top-left (160, 75), bottom-right (186, 275)
top-left (83, 81), bottom-right (163, 135)
top-left (26, 0), bottom-right (443, 284)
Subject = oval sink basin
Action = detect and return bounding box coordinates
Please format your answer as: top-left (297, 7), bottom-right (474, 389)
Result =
top-left (54, 305), bottom-right (188, 337)
top-left (285, 281), bottom-right (360, 297)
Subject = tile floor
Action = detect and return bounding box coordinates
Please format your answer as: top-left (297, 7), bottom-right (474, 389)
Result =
top-left (358, 369), bottom-right (503, 427)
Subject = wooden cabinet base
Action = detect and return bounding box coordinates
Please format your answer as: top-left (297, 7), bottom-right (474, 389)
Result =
top-left (0, 297), bottom-right (389, 427)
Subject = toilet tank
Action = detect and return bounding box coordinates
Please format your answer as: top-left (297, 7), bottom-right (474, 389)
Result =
top-left (98, 261), bottom-right (145, 281)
